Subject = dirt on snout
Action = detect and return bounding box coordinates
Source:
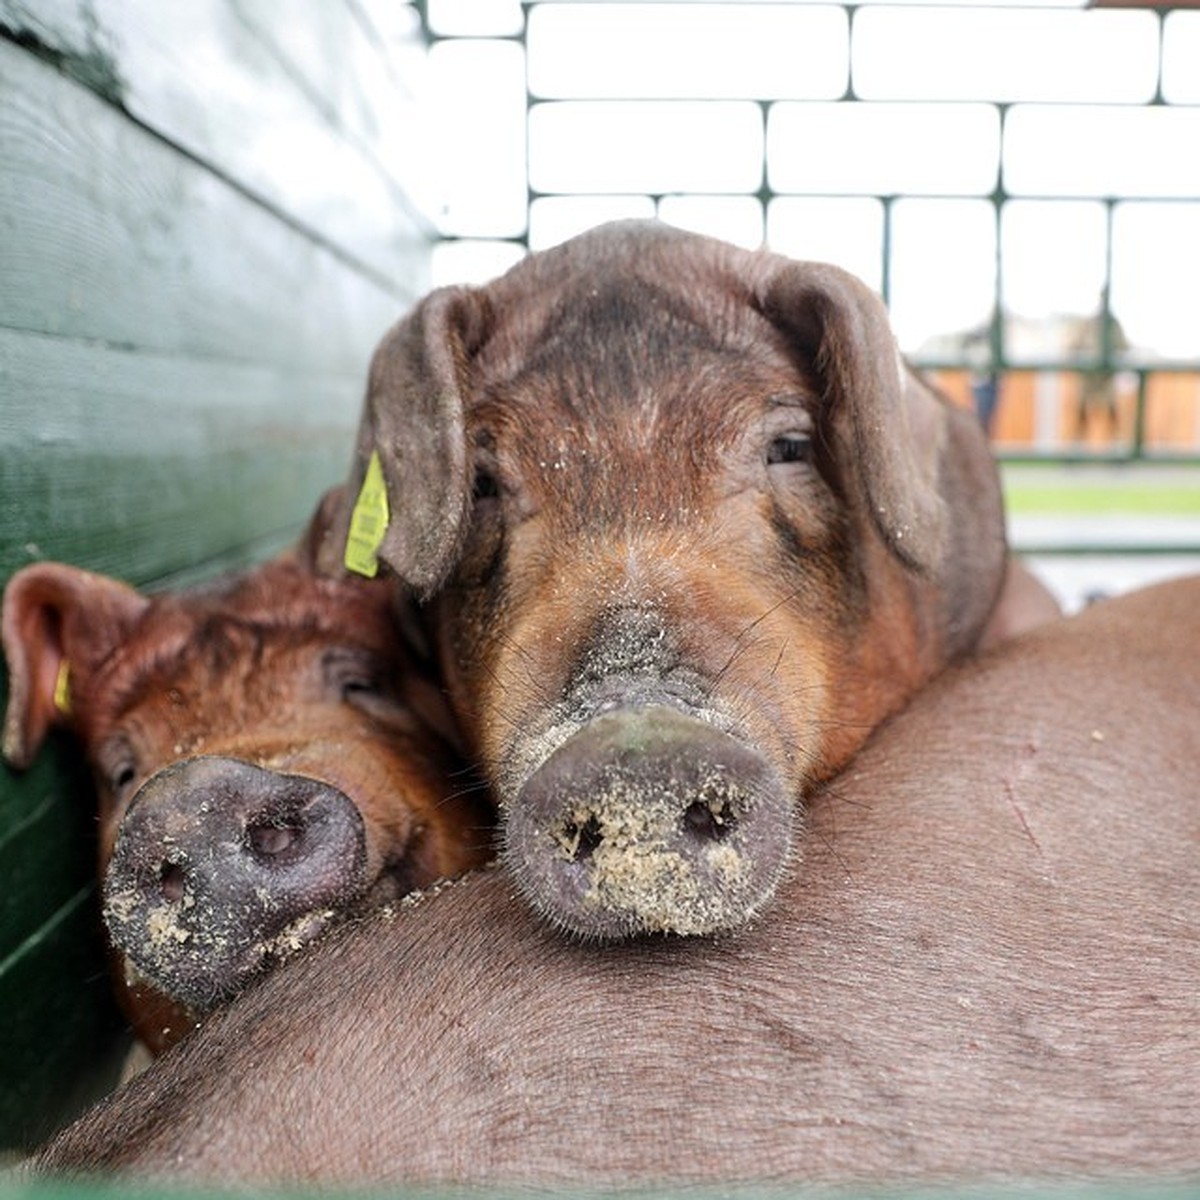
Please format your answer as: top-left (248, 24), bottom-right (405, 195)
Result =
top-left (547, 768), bottom-right (762, 935)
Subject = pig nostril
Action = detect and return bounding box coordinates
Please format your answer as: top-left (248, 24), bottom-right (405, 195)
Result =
top-left (683, 800), bottom-right (736, 843)
top-left (561, 814), bottom-right (603, 863)
top-left (159, 862), bottom-right (187, 904)
top-left (247, 821), bottom-right (300, 859)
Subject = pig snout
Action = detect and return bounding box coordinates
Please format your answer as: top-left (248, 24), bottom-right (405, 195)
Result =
top-left (505, 706), bottom-right (793, 939)
top-left (103, 756), bottom-right (367, 1010)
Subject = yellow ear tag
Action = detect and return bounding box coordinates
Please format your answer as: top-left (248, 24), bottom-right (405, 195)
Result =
top-left (54, 661), bottom-right (72, 716)
top-left (344, 450), bottom-right (390, 578)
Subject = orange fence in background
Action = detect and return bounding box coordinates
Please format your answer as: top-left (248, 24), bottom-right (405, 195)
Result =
top-left (928, 370), bottom-right (1200, 456)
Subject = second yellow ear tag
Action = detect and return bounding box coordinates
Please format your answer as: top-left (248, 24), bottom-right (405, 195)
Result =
top-left (54, 661), bottom-right (72, 715)
top-left (344, 451), bottom-right (390, 578)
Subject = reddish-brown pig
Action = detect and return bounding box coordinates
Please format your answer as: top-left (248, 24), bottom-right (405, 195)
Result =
top-left (31, 577), bottom-right (1200, 1188)
top-left (325, 219), bottom-right (1010, 938)
top-left (2, 500), bottom-right (492, 1052)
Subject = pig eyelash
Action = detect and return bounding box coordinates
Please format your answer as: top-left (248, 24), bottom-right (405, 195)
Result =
top-left (321, 650), bottom-right (387, 703)
top-left (340, 681), bottom-right (382, 708)
top-left (337, 677), bottom-right (416, 732)
top-left (766, 433), bottom-right (813, 466)
top-left (338, 672), bottom-right (391, 707)
top-left (337, 671), bottom-right (378, 696)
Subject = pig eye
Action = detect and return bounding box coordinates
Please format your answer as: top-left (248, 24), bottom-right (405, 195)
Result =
top-left (114, 763), bottom-right (136, 790)
top-left (340, 675), bottom-right (382, 701)
top-left (325, 651), bottom-right (419, 732)
top-left (335, 668), bottom-right (383, 702)
top-left (323, 650), bottom-right (389, 706)
top-left (461, 449), bottom-right (507, 584)
top-left (767, 434), bottom-right (813, 466)
top-left (98, 738), bottom-right (140, 801)
top-left (472, 470), bottom-right (500, 502)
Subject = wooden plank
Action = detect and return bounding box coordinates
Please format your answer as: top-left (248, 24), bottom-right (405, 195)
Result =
top-left (0, 880), bottom-right (128, 1149)
top-left (0, 734), bottom-right (128, 1150)
top-left (241, 1), bottom-right (434, 232)
top-left (0, 40), bottom-right (414, 369)
top-left (0, 327), bottom-right (364, 586)
top-left (235, 0), bottom-right (425, 155)
top-left (0, 752), bottom-right (93, 959)
top-left (0, 0), bottom-right (434, 276)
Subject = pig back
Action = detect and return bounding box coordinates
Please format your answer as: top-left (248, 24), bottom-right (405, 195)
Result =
top-left (34, 578), bottom-right (1200, 1187)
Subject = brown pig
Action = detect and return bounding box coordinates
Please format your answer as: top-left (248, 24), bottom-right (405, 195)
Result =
top-left (326, 219), bottom-right (1010, 938)
top-left (2, 499), bottom-right (492, 1052)
top-left (31, 576), bottom-right (1200, 1189)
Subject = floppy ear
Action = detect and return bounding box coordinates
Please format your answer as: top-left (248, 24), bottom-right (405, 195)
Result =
top-left (295, 486), bottom-right (350, 576)
top-left (322, 287), bottom-right (489, 598)
top-left (2, 564), bottom-right (148, 768)
top-left (756, 260), bottom-right (1006, 655)
top-left (756, 262), bottom-right (950, 572)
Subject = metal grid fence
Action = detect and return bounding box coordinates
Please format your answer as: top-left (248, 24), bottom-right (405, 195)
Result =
top-left (421, 0), bottom-right (1200, 466)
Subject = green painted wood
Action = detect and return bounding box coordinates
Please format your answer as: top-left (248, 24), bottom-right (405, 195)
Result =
top-left (0, 40), bottom-right (409, 370)
top-left (0, 724), bottom-right (129, 1149)
top-left (0, 327), bottom-right (366, 586)
top-left (0, 763), bottom-right (88, 949)
top-left (0, 903), bottom-right (128, 1149)
top-left (0, 740), bottom-right (128, 1149)
top-left (234, 0), bottom-right (428, 171)
top-left (0, 0), bottom-right (433, 278)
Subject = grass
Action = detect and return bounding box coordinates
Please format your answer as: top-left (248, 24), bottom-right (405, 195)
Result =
top-left (1000, 465), bottom-right (1200, 517)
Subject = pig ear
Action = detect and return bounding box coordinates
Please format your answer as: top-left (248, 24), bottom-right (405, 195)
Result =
top-left (2, 564), bottom-right (148, 769)
top-left (756, 260), bottom-right (1006, 654)
top-left (756, 262), bottom-right (949, 572)
top-left (295, 486), bottom-right (349, 576)
top-left (321, 287), bottom-right (487, 598)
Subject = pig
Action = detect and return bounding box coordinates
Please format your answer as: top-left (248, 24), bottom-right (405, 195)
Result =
top-left (2, 495), bottom-right (493, 1052)
top-left (979, 556), bottom-right (1063, 647)
top-left (30, 576), bottom-right (1200, 1189)
top-left (323, 219), bottom-right (1010, 939)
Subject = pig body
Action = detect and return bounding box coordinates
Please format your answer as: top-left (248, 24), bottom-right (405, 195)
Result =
top-left (34, 577), bottom-right (1200, 1187)
top-left (2, 528), bottom-right (492, 1050)
top-left (331, 220), bottom-right (1009, 938)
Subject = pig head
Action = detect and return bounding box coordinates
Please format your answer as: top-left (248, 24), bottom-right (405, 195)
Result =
top-left (328, 220), bottom-right (1007, 939)
top-left (2, 497), bottom-right (492, 1050)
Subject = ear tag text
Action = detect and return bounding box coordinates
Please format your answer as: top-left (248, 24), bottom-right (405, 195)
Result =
top-left (344, 451), bottom-right (390, 578)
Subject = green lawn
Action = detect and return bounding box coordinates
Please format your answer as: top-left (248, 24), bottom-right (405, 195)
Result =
top-left (1001, 466), bottom-right (1200, 517)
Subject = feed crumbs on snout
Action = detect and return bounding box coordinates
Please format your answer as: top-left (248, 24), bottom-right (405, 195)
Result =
top-left (559, 772), bottom-right (753, 934)
top-left (145, 906), bottom-right (192, 948)
top-left (104, 889), bottom-right (140, 925)
top-left (704, 843), bottom-right (745, 881)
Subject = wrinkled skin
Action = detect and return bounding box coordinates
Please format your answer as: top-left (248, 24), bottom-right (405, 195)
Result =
top-left (31, 577), bottom-right (1200, 1188)
top-left (326, 220), bottom-right (1009, 937)
top-left (2, 503), bottom-right (492, 1051)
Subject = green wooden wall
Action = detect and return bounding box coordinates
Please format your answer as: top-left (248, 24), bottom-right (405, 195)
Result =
top-left (0, 0), bottom-right (432, 1150)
